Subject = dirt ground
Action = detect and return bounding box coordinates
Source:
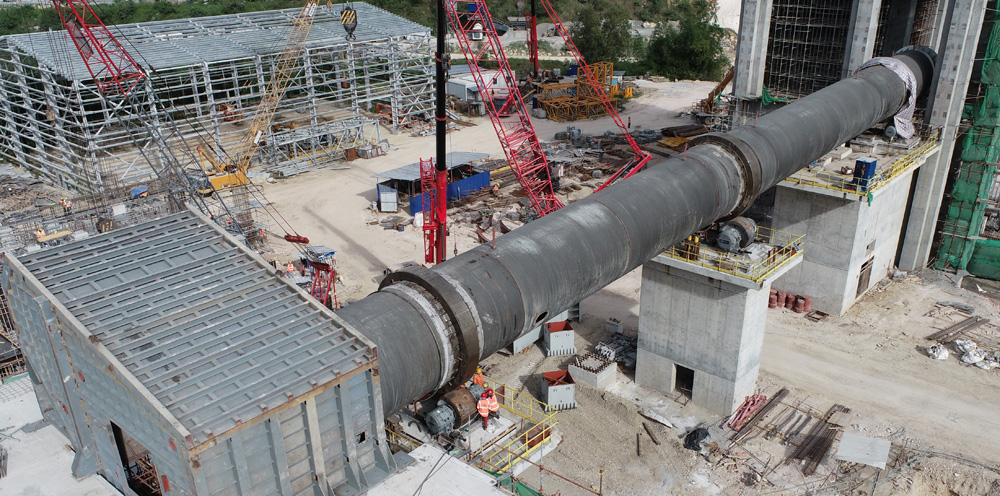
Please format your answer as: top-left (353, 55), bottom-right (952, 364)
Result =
top-left (259, 78), bottom-right (714, 300)
top-left (261, 78), bottom-right (1000, 495)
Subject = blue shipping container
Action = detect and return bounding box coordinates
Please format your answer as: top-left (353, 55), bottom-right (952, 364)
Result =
top-left (410, 171), bottom-right (491, 215)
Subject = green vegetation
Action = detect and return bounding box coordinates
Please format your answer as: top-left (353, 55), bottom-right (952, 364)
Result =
top-left (0, 0), bottom-right (307, 35)
top-left (643, 0), bottom-right (728, 80)
top-left (569, 0), bottom-right (632, 64)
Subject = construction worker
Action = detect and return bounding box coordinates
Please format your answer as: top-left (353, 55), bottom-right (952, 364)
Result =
top-left (286, 261), bottom-right (295, 275)
top-left (472, 367), bottom-right (485, 387)
top-left (34, 227), bottom-right (44, 241)
top-left (477, 392), bottom-right (491, 429)
top-left (491, 181), bottom-right (500, 197)
top-left (64, 197), bottom-right (72, 215)
top-left (486, 388), bottom-right (499, 419)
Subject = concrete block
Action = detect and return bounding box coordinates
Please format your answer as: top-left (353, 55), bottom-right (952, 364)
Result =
top-left (568, 354), bottom-right (616, 390)
top-left (543, 321), bottom-right (576, 356)
top-left (604, 318), bottom-right (624, 334)
top-left (540, 370), bottom-right (576, 411)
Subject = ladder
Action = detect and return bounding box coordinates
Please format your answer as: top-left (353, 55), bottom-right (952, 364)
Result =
top-left (444, 0), bottom-right (563, 217)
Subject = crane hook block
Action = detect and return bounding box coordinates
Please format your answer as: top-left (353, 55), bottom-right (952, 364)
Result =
top-left (341, 7), bottom-right (358, 41)
top-left (284, 234), bottom-right (310, 244)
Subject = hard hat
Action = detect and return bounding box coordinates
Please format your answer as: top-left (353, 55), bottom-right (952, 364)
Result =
top-left (486, 388), bottom-right (493, 396)
top-left (481, 392), bottom-right (488, 398)
top-left (476, 367), bottom-right (482, 374)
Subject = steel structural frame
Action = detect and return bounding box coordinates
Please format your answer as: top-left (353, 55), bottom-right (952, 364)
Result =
top-left (0, 3), bottom-right (433, 193)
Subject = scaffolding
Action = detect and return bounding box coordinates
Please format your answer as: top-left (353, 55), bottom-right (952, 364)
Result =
top-left (0, 2), bottom-right (433, 192)
top-left (936, 9), bottom-right (1000, 277)
top-left (537, 61), bottom-right (614, 122)
top-left (763, 0), bottom-right (852, 100)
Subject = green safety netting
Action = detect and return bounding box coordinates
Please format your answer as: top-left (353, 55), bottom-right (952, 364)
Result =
top-left (485, 469), bottom-right (543, 496)
top-left (761, 85), bottom-right (790, 106)
top-left (936, 9), bottom-right (1000, 276)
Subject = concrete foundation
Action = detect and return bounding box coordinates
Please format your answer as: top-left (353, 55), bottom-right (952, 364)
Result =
top-left (636, 253), bottom-right (798, 415)
top-left (772, 166), bottom-right (918, 316)
top-left (568, 354), bottom-right (616, 390)
top-left (543, 321), bottom-right (576, 356)
top-left (540, 370), bottom-right (577, 411)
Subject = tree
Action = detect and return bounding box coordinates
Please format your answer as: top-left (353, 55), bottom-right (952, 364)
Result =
top-left (570, 0), bottom-right (632, 64)
top-left (643, 0), bottom-right (727, 81)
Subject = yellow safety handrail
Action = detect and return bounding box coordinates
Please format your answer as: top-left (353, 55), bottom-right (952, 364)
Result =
top-left (662, 226), bottom-right (805, 284)
top-left (479, 376), bottom-right (559, 473)
top-left (782, 132), bottom-right (940, 195)
top-left (384, 427), bottom-right (421, 453)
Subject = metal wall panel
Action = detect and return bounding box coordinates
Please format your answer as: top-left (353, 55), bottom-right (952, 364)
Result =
top-left (3, 261), bottom-right (197, 495)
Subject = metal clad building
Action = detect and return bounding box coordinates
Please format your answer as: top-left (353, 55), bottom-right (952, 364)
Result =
top-left (2, 210), bottom-right (395, 496)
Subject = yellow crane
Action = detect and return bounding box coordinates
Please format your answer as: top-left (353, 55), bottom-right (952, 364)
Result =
top-left (197, 0), bottom-right (319, 191)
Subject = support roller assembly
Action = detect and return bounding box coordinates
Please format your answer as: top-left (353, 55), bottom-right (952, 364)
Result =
top-left (336, 47), bottom-right (937, 415)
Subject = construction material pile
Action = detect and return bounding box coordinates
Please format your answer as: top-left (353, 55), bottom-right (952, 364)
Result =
top-left (594, 333), bottom-right (638, 370)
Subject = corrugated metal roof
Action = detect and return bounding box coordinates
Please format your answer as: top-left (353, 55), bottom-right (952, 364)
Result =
top-left (372, 151), bottom-right (490, 182)
top-left (3, 1), bottom-right (428, 81)
top-left (15, 210), bottom-right (373, 445)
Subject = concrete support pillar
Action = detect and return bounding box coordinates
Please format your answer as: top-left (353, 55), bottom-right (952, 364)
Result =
top-left (733, 0), bottom-right (773, 99)
top-left (843, 0), bottom-right (883, 77)
top-left (880, 0), bottom-right (920, 56)
top-left (898, 0), bottom-right (988, 271)
top-left (636, 254), bottom-right (797, 415)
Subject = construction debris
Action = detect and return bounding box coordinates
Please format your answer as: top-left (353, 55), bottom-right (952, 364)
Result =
top-left (834, 432), bottom-right (892, 469)
top-left (684, 428), bottom-right (710, 451)
top-left (790, 404), bottom-right (851, 475)
top-left (926, 316), bottom-right (988, 343)
top-left (927, 343), bottom-right (949, 360)
top-left (727, 392), bottom-right (768, 431)
top-left (594, 333), bottom-right (638, 369)
top-left (638, 408), bottom-right (676, 431)
top-left (642, 422), bottom-right (661, 446)
top-left (731, 388), bottom-right (788, 442)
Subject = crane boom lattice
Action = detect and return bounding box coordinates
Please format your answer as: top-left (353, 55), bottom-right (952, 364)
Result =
top-left (50, 0), bottom-right (145, 96)
top-left (444, 0), bottom-right (563, 217)
top-left (534, 0), bottom-right (651, 191)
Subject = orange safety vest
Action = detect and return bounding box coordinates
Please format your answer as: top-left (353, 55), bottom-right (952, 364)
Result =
top-left (472, 373), bottom-right (485, 387)
top-left (487, 395), bottom-right (499, 413)
top-left (477, 398), bottom-right (490, 417)
top-left (286, 262), bottom-right (295, 273)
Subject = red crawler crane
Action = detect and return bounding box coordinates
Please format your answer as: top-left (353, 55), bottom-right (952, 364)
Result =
top-left (444, 0), bottom-right (563, 218)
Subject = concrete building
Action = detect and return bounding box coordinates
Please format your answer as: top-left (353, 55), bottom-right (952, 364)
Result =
top-left (773, 141), bottom-right (939, 315)
top-left (637, 231), bottom-right (802, 414)
top-left (2, 210), bottom-right (396, 496)
top-left (731, 0), bottom-right (989, 287)
top-left (630, 0), bottom-right (991, 413)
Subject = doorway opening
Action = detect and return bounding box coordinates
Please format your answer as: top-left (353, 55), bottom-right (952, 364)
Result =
top-left (111, 422), bottom-right (162, 496)
top-left (857, 257), bottom-right (875, 297)
top-left (675, 364), bottom-right (695, 398)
